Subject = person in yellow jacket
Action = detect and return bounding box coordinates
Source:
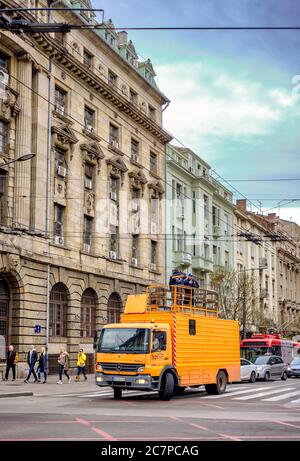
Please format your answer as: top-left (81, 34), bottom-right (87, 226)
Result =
top-left (76, 348), bottom-right (87, 381)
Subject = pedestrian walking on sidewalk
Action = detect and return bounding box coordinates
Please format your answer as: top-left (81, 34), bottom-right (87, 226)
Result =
top-left (24, 345), bottom-right (38, 383)
top-left (76, 348), bottom-right (87, 382)
top-left (57, 348), bottom-right (71, 384)
top-left (4, 345), bottom-right (17, 381)
top-left (37, 347), bottom-right (48, 383)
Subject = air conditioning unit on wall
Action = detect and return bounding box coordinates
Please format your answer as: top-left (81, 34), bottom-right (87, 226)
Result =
top-left (55, 236), bottom-right (64, 246)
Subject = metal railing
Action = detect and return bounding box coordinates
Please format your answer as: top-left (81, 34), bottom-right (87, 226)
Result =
top-left (146, 285), bottom-right (219, 317)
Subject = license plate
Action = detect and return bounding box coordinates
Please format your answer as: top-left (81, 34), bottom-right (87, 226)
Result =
top-left (112, 376), bottom-right (125, 382)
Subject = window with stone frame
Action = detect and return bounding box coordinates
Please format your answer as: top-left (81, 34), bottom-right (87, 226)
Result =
top-left (83, 215), bottom-right (93, 247)
top-left (49, 283), bottom-right (68, 337)
top-left (55, 86), bottom-right (67, 114)
top-left (0, 168), bottom-right (7, 224)
top-left (55, 147), bottom-right (67, 175)
top-left (151, 240), bottom-right (157, 265)
top-left (84, 106), bottom-right (95, 129)
top-left (54, 204), bottom-right (64, 237)
top-left (132, 234), bottom-right (139, 261)
top-left (109, 224), bottom-right (118, 255)
top-left (0, 52), bottom-right (8, 70)
top-left (0, 121), bottom-right (8, 154)
top-left (110, 176), bottom-right (118, 201)
top-left (84, 162), bottom-right (94, 190)
top-left (83, 49), bottom-right (93, 68)
top-left (109, 123), bottom-right (119, 145)
top-left (80, 289), bottom-right (96, 338)
top-left (131, 138), bottom-right (139, 161)
top-left (148, 105), bottom-right (156, 121)
top-left (204, 195), bottom-right (209, 219)
top-left (108, 69), bottom-right (117, 87)
top-left (130, 88), bottom-right (138, 104)
top-left (150, 151), bottom-right (157, 174)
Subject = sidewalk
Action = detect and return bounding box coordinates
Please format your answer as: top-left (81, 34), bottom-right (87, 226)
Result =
top-left (0, 373), bottom-right (96, 398)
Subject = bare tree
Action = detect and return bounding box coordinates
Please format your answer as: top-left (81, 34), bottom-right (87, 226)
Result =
top-left (210, 267), bottom-right (259, 336)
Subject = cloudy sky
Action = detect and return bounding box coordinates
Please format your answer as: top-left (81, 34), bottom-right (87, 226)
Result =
top-left (96, 0), bottom-right (300, 223)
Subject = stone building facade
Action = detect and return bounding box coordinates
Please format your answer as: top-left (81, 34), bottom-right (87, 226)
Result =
top-left (234, 200), bottom-right (278, 329)
top-left (166, 144), bottom-right (235, 287)
top-left (234, 200), bottom-right (300, 335)
top-left (0, 0), bottom-right (171, 374)
top-left (257, 214), bottom-right (300, 333)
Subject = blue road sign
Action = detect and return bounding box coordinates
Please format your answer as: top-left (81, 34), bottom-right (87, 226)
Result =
top-left (34, 325), bottom-right (41, 334)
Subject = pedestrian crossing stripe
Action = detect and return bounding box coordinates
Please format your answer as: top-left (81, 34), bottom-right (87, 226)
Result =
top-left (51, 384), bottom-right (300, 404)
top-left (206, 386), bottom-right (274, 399)
top-left (262, 390), bottom-right (300, 402)
top-left (233, 387), bottom-right (294, 401)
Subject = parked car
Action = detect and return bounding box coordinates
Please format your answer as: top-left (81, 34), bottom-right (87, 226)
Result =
top-left (240, 358), bottom-right (257, 383)
top-left (254, 355), bottom-right (288, 381)
top-left (287, 357), bottom-right (300, 378)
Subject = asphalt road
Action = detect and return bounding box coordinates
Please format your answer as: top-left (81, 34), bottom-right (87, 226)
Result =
top-left (0, 378), bottom-right (300, 441)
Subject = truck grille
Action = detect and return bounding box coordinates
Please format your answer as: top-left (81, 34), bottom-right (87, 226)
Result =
top-left (100, 362), bottom-right (142, 372)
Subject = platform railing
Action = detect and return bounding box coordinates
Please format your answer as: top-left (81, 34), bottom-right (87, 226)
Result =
top-left (146, 285), bottom-right (219, 317)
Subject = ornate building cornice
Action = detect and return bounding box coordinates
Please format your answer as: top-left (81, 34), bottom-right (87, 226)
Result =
top-left (27, 32), bottom-right (172, 144)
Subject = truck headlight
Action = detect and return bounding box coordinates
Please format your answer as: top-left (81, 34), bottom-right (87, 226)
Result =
top-left (96, 376), bottom-right (104, 382)
top-left (137, 366), bottom-right (145, 372)
top-left (136, 378), bottom-right (147, 385)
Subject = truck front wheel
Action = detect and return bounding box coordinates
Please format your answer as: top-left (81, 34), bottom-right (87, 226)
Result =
top-left (205, 370), bottom-right (227, 395)
top-left (159, 372), bottom-right (174, 400)
top-left (113, 388), bottom-right (122, 399)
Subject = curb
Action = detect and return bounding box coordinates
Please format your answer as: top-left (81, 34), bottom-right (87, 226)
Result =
top-left (0, 392), bottom-right (33, 398)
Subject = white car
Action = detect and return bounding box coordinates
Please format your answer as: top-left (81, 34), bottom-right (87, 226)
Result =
top-left (240, 358), bottom-right (257, 383)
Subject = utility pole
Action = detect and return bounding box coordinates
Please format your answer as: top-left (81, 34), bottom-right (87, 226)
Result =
top-left (241, 267), bottom-right (247, 339)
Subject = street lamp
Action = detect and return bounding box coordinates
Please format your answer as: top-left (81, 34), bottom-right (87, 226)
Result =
top-left (0, 153), bottom-right (36, 167)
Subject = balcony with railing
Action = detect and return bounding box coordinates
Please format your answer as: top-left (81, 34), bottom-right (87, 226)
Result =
top-left (174, 251), bottom-right (192, 267)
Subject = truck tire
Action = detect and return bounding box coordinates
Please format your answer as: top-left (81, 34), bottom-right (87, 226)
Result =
top-left (159, 372), bottom-right (174, 400)
top-left (174, 386), bottom-right (186, 396)
top-left (113, 388), bottom-right (122, 399)
top-left (205, 370), bottom-right (227, 395)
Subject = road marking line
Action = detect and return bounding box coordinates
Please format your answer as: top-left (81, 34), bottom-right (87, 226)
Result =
top-left (233, 387), bottom-right (294, 401)
top-left (262, 390), bottom-right (300, 402)
top-left (206, 386), bottom-right (273, 399)
top-left (275, 421), bottom-right (300, 429)
top-left (219, 433), bottom-right (242, 441)
top-left (190, 423), bottom-right (209, 431)
top-left (290, 398), bottom-right (300, 404)
top-left (76, 418), bottom-right (117, 441)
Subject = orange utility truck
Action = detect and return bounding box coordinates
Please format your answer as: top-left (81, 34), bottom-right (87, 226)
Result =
top-left (95, 285), bottom-right (240, 400)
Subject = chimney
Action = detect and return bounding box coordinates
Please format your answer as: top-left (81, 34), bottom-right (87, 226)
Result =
top-left (118, 31), bottom-right (128, 46)
top-left (236, 199), bottom-right (247, 211)
top-left (267, 213), bottom-right (277, 220)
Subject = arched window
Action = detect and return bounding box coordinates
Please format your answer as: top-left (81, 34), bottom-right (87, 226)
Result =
top-left (107, 292), bottom-right (122, 324)
top-left (50, 283), bottom-right (68, 337)
top-left (81, 288), bottom-right (97, 338)
top-left (0, 278), bottom-right (9, 355)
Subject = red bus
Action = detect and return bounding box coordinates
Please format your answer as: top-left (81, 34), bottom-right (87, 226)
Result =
top-left (240, 334), bottom-right (300, 365)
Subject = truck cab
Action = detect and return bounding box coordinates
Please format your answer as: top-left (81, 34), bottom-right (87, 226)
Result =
top-left (95, 322), bottom-right (173, 398)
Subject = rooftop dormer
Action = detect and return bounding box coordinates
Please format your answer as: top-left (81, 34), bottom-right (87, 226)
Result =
top-left (71, 0), bottom-right (96, 23)
top-left (98, 19), bottom-right (119, 49)
top-left (138, 59), bottom-right (157, 87)
top-left (118, 31), bottom-right (139, 68)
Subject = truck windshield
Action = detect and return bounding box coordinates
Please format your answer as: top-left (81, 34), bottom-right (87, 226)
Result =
top-left (98, 328), bottom-right (150, 354)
